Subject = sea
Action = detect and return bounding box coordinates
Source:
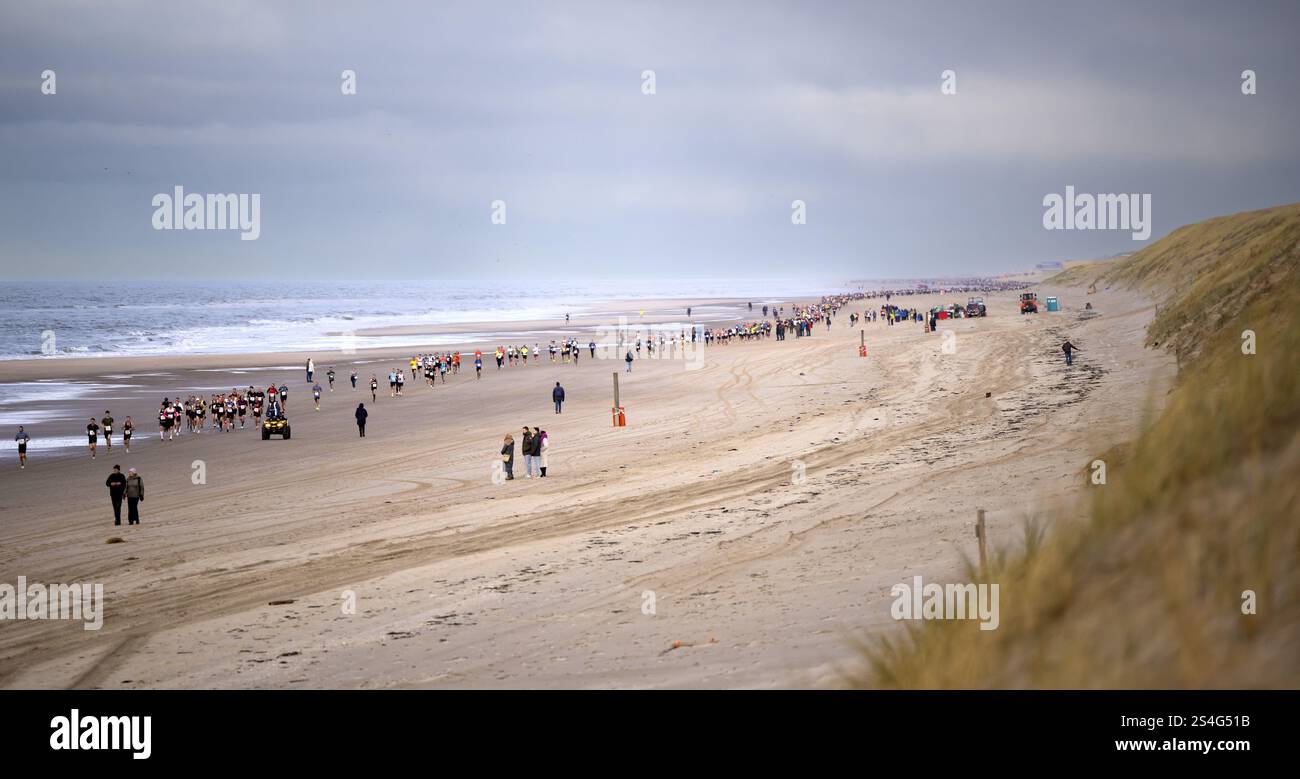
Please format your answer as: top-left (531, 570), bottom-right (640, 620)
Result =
top-left (0, 279), bottom-right (854, 361)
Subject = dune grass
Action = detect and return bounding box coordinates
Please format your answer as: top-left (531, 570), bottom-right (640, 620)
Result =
top-left (1043, 256), bottom-right (1129, 288)
top-left (862, 203), bottom-right (1300, 688)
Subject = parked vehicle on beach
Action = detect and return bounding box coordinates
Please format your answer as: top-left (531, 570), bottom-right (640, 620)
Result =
top-left (1020, 292), bottom-right (1039, 314)
top-left (966, 297), bottom-right (987, 317)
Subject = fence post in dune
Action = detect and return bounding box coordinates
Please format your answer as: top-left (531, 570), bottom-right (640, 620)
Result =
top-left (612, 371), bottom-right (624, 427)
top-left (975, 509), bottom-right (988, 580)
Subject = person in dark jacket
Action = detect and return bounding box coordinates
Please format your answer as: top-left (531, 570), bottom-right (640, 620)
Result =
top-left (521, 427), bottom-right (534, 477)
top-left (552, 382), bottom-right (565, 414)
top-left (124, 468), bottom-right (143, 525)
top-left (355, 403), bottom-right (368, 437)
top-left (105, 465), bottom-right (127, 525)
top-left (531, 427), bottom-right (543, 475)
top-left (500, 434), bottom-right (515, 480)
top-left (1062, 340), bottom-right (1080, 365)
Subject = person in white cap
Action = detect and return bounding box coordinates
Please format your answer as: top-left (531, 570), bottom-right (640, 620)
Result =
top-left (125, 468), bottom-right (144, 525)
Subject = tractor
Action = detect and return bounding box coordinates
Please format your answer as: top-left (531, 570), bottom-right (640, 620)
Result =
top-left (1019, 292), bottom-right (1039, 314)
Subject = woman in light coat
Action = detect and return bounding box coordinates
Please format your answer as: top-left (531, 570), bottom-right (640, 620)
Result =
top-left (539, 430), bottom-right (549, 477)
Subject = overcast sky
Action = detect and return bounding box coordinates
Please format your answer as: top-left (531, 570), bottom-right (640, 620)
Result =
top-left (2, 0), bottom-right (1298, 281)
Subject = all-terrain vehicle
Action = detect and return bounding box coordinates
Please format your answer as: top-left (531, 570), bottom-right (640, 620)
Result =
top-left (1020, 292), bottom-right (1039, 314)
top-left (262, 413), bottom-right (291, 440)
top-left (966, 297), bottom-right (987, 317)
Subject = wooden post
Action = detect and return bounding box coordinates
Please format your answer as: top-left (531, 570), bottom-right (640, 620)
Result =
top-left (612, 371), bottom-right (620, 411)
top-left (975, 509), bottom-right (988, 580)
top-left (860, 329), bottom-right (865, 349)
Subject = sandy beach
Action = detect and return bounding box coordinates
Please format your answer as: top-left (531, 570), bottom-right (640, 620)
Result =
top-left (0, 282), bottom-right (1173, 688)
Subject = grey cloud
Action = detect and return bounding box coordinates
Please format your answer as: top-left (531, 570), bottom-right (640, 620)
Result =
top-left (1, 0), bottom-right (1298, 280)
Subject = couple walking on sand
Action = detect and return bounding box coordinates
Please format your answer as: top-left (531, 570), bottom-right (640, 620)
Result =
top-left (499, 426), bottom-right (549, 480)
top-left (104, 464), bottom-right (145, 525)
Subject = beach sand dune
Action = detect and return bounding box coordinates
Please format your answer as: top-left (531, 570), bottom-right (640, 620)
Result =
top-left (0, 285), bottom-right (1171, 688)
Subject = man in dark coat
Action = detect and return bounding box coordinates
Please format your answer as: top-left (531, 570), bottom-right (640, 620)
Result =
top-left (521, 427), bottom-right (534, 477)
top-left (1062, 340), bottom-right (1080, 365)
top-left (105, 465), bottom-right (127, 525)
top-left (552, 382), bottom-right (565, 414)
top-left (356, 403), bottom-right (368, 437)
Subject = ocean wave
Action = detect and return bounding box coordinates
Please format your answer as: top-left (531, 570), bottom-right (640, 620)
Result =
top-left (0, 278), bottom-right (853, 360)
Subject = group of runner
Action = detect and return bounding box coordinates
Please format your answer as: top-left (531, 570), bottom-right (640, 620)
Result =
top-left (853, 280), bottom-right (1031, 301)
top-left (13, 291), bottom-right (959, 470)
top-left (704, 321), bottom-right (773, 345)
top-left (493, 339), bottom-right (595, 369)
top-left (80, 411), bottom-right (130, 459)
top-left (155, 385), bottom-right (289, 441)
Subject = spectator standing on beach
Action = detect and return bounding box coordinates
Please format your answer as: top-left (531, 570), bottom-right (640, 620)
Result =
top-left (500, 435), bottom-right (515, 480)
top-left (125, 468), bottom-right (144, 525)
top-left (306, 358), bottom-right (314, 382)
top-left (15, 426), bottom-right (30, 469)
top-left (105, 465), bottom-right (127, 525)
top-left (355, 403), bottom-right (368, 437)
top-left (531, 427), bottom-right (542, 465)
top-left (538, 429), bottom-right (549, 477)
top-left (521, 427), bottom-right (535, 478)
top-left (553, 382), bottom-right (565, 414)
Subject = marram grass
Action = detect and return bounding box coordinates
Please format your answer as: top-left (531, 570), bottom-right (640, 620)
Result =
top-left (860, 203), bottom-right (1300, 688)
